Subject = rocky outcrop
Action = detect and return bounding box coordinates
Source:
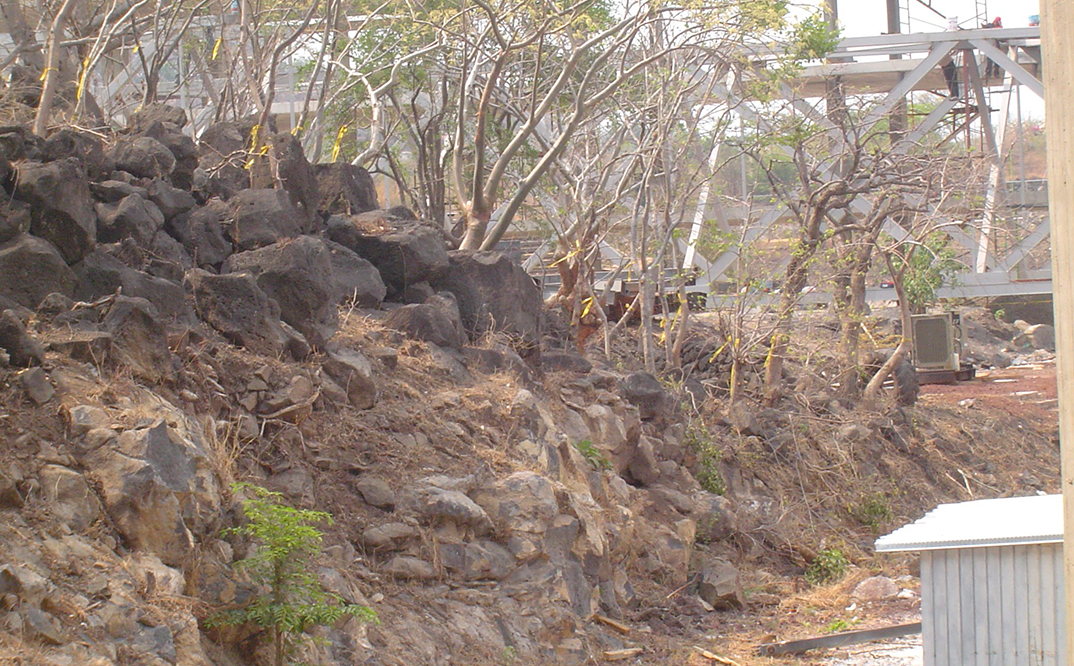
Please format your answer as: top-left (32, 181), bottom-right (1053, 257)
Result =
top-left (223, 236), bottom-right (339, 346)
top-left (186, 269), bottom-right (291, 356)
top-left (13, 159), bottom-right (97, 264)
top-left (225, 188), bottom-right (304, 252)
top-left (110, 136), bottom-right (176, 180)
top-left (0, 234), bottom-right (76, 308)
top-left (314, 162), bottom-right (378, 216)
top-left (434, 250), bottom-right (541, 356)
top-left (325, 214), bottom-right (448, 295)
top-left (384, 294), bottom-right (467, 349)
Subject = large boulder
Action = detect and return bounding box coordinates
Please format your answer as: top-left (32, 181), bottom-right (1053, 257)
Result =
top-left (73, 250), bottom-right (191, 322)
top-left (0, 198), bottom-right (31, 245)
top-left (95, 194), bottom-right (166, 245)
top-left (141, 121), bottom-right (198, 190)
top-left (101, 296), bottom-right (174, 383)
top-left (185, 269), bottom-right (288, 356)
top-left (1013, 323), bottom-right (1056, 351)
top-left (222, 236), bottom-right (338, 345)
top-left (618, 372), bottom-right (673, 421)
top-left (267, 132), bottom-right (319, 230)
top-left (110, 136), bottom-right (176, 180)
top-left (89, 416), bottom-right (223, 567)
top-left (195, 117), bottom-right (262, 199)
top-left (13, 159), bottom-right (96, 264)
top-left (225, 188), bottom-right (304, 252)
top-left (41, 129), bottom-right (112, 180)
top-left (100, 235), bottom-right (193, 283)
top-left (0, 309), bottom-right (44, 366)
top-left (166, 204), bottom-right (232, 269)
top-left (0, 234), bottom-right (76, 308)
top-left (321, 347), bottom-right (377, 409)
top-left (697, 560), bottom-right (745, 609)
top-left (314, 162), bottom-right (378, 216)
top-left (325, 214), bottom-right (448, 295)
top-left (434, 250), bottom-right (541, 356)
top-left (146, 179), bottom-right (197, 222)
top-left (128, 103), bottom-right (188, 133)
top-left (38, 465), bottom-right (102, 532)
top-left (384, 294), bottom-right (467, 349)
top-left (470, 472), bottom-right (558, 562)
top-left (324, 240), bottom-right (386, 308)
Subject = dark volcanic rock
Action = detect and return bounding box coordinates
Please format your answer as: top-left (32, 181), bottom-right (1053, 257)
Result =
top-left (325, 214), bottom-right (448, 295)
top-left (185, 269), bottom-right (288, 356)
top-left (41, 129), bottom-right (112, 180)
top-left (95, 194), bottom-right (165, 245)
top-left (128, 103), bottom-right (188, 133)
top-left (102, 296), bottom-right (174, 383)
top-left (0, 309), bottom-right (44, 366)
top-left (222, 236), bottom-right (338, 346)
top-left (322, 347), bottom-right (378, 409)
top-left (384, 294), bottom-right (467, 349)
top-left (13, 159), bottom-right (97, 264)
top-left (110, 136), bottom-right (176, 180)
top-left (314, 162), bottom-right (378, 216)
top-left (166, 204), bottom-right (232, 269)
top-left (73, 250), bottom-right (191, 322)
top-left (0, 199), bottom-right (31, 244)
top-left (91, 180), bottom-right (148, 204)
top-left (434, 250), bottom-right (541, 356)
top-left (145, 179), bottom-right (197, 221)
top-left (0, 125), bottom-right (41, 162)
top-left (618, 372), bottom-right (673, 421)
top-left (225, 189), bottom-right (303, 252)
top-left (0, 234), bottom-right (76, 308)
top-left (142, 121), bottom-right (198, 191)
top-left (324, 239), bottom-right (386, 308)
top-left (268, 132), bottom-right (319, 231)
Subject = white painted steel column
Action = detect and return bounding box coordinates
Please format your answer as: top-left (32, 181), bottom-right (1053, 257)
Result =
top-left (1040, 0), bottom-right (1074, 662)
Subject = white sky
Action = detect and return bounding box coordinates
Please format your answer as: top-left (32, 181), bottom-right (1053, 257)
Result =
top-left (833, 0), bottom-right (1040, 36)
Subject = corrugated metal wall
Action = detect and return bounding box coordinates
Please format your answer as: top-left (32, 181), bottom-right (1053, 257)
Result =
top-left (921, 544), bottom-right (1065, 666)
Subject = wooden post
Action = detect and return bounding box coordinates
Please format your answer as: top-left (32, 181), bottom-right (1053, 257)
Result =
top-left (1041, 0), bottom-right (1074, 660)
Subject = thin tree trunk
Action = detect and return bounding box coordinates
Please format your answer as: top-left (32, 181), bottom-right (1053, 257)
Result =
top-left (863, 251), bottom-right (914, 405)
top-left (33, 0), bottom-right (79, 136)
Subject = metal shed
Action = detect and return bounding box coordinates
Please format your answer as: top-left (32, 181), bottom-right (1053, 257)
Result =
top-left (876, 494), bottom-right (1065, 666)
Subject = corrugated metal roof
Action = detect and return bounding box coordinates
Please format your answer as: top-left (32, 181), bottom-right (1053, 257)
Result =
top-left (875, 494), bottom-right (1062, 552)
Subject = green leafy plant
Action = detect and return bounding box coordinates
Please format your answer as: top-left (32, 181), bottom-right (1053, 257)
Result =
top-left (848, 492), bottom-right (893, 530)
top-left (805, 548), bottom-right (849, 586)
top-left (685, 422), bottom-right (726, 495)
top-left (825, 618), bottom-right (853, 633)
top-left (574, 439), bottom-right (612, 471)
top-left (208, 484), bottom-right (377, 666)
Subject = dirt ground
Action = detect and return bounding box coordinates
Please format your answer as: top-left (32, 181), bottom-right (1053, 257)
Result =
top-left (677, 360), bottom-right (1060, 666)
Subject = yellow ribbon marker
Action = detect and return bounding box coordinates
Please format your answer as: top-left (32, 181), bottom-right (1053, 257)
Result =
top-left (330, 125), bottom-right (348, 162)
top-left (75, 56), bottom-right (90, 101)
top-left (211, 37), bottom-right (223, 60)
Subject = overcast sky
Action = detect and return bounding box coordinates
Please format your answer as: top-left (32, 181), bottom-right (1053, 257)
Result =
top-left (831, 0), bottom-right (1041, 36)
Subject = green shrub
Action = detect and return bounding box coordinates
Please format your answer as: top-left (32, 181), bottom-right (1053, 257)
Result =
top-left (686, 422), bottom-right (726, 495)
top-left (574, 439), bottom-right (612, 471)
top-left (848, 492), bottom-right (893, 530)
top-left (208, 484), bottom-right (377, 666)
top-left (805, 548), bottom-right (848, 586)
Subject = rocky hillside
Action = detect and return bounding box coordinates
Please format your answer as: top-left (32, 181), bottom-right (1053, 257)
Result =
top-left (0, 106), bottom-right (1061, 666)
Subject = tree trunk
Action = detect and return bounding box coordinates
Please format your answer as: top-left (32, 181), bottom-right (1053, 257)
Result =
top-left (762, 218), bottom-right (824, 405)
top-left (863, 251), bottom-right (913, 405)
top-left (459, 205), bottom-right (491, 250)
top-left (33, 0), bottom-right (79, 137)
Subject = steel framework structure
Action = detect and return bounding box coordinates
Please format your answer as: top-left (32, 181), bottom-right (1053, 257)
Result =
top-left (686, 25), bottom-right (1048, 303)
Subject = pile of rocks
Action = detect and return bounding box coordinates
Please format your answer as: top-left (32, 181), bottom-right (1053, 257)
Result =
top-left (0, 105), bottom-right (542, 386)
